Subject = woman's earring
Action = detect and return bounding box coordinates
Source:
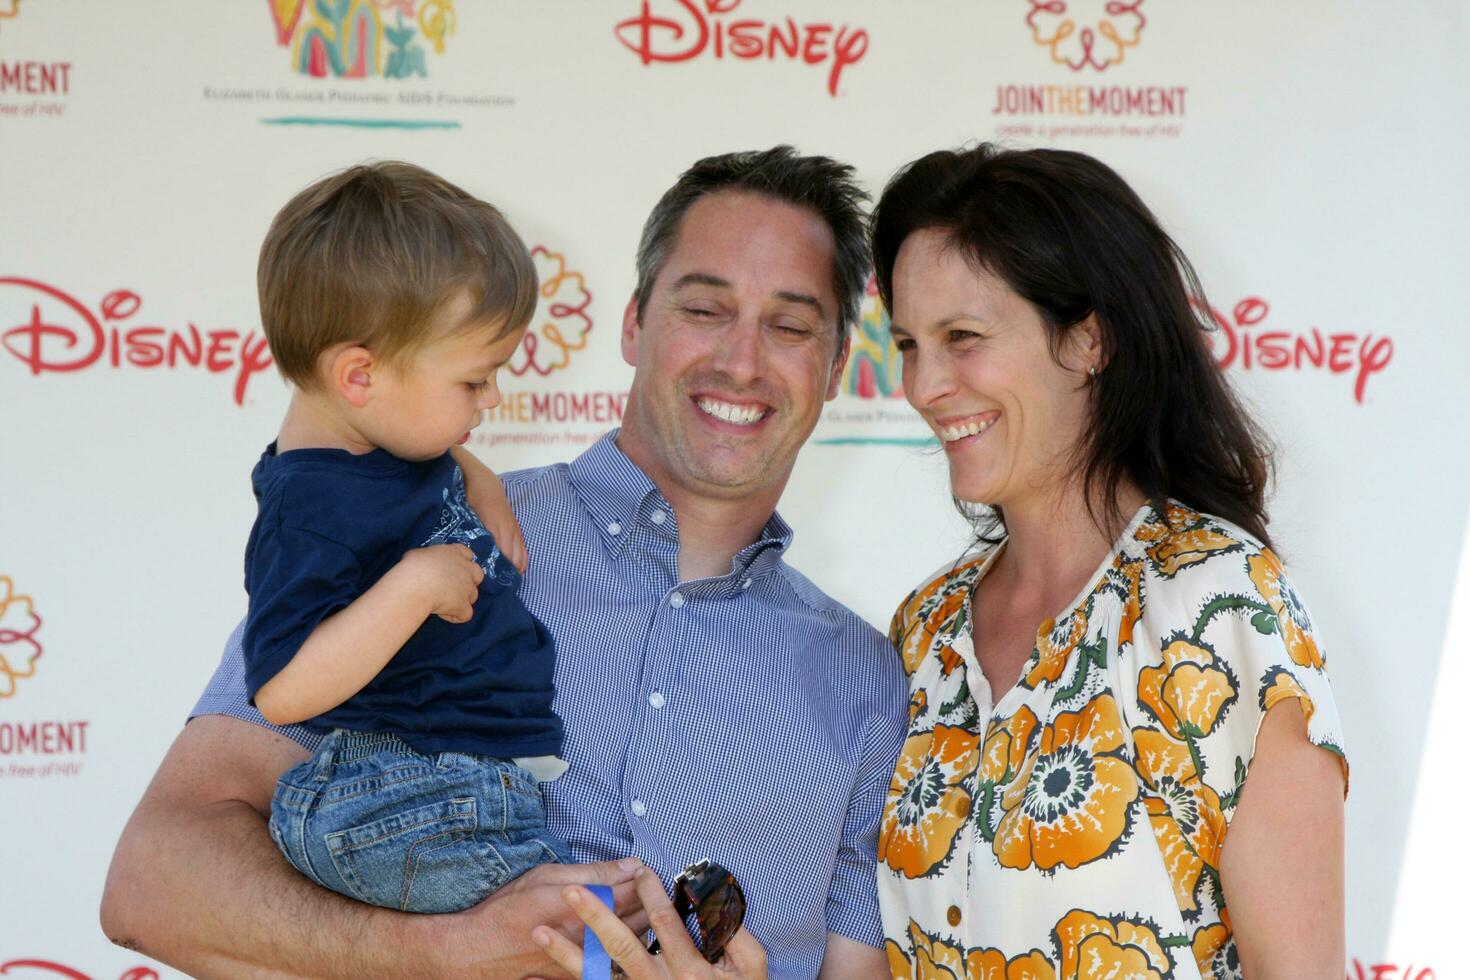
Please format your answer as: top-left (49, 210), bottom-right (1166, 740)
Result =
top-left (1088, 365), bottom-right (1098, 379)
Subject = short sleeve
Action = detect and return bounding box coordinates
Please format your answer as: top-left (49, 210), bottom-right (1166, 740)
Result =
top-left (242, 523), bottom-right (363, 701)
top-left (190, 619), bottom-right (322, 751)
top-left (826, 698), bottom-right (908, 947)
top-left (1134, 542), bottom-right (1348, 836)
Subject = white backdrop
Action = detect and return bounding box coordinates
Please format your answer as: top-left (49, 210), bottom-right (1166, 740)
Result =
top-left (2, 2), bottom-right (1467, 976)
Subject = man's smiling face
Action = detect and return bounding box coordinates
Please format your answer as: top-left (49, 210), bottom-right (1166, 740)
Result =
top-left (619, 189), bottom-right (850, 506)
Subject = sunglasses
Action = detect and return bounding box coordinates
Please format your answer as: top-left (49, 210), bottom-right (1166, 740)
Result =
top-left (612, 860), bottom-right (746, 976)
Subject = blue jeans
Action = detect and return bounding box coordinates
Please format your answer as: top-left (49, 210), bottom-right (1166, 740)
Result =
top-left (269, 729), bottom-right (569, 913)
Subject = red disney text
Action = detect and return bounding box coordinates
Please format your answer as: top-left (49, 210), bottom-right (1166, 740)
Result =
top-left (1348, 962), bottom-right (1435, 980)
top-left (1200, 296), bottom-right (1393, 404)
top-left (615, 0), bottom-right (868, 97)
top-left (0, 277), bottom-right (274, 407)
top-left (0, 961), bottom-right (156, 980)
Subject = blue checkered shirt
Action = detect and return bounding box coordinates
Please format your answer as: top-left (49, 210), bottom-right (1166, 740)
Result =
top-left (193, 430), bottom-right (907, 979)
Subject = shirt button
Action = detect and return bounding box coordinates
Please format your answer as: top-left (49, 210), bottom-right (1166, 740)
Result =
top-left (740, 578), bottom-right (752, 590)
top-left (606, 521), bottom-right (621, 535)
top-left (631, 799), bottom-right (647, 818)
top-left (650, 510), bottom-right (667, 525)
top-left (669, 592), bottom-right (686, 608)
top-left (648, 691), bottom-right (665, 709)
top-left (947, 905), bottom-right (963, 927)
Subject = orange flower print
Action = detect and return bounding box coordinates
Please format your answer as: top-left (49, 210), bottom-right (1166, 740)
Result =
top-left (1146, 524), bottom-right (1242, 578)
top-left (909, 688), bottom-right (930, 725)
top-left (1247, 550), bottom-right (1324, 669)
top-left (894, 919), bottom-right (967, 979)
top-left (888, 921), bottom-right (1057, 980)
top-left (1132, 728), bottom-right (1226, 918)
top-left (1023, 605), bottom-right (1089, 689)
top-left (966, 947), bottom-right (1056, 980)
top-left (1117, 559), bottom-right (1144, 648)
top-left (1053, 910), bottom-right (1174, 980)
top-left (993, 694), bottom-right (1139, 872)
top-left (1257, 665), bottom-right (1315, 722)
top-left (882, 724), bottom-right (981, 878)
top-left (976, 706), bottom-right (1041, 838)
top-left (893, 563), bottom-right (982, 676)
top-left (1191, 922), bottom-right (1243, 979)
top-left (1137, 635), bottom-right (1239, 741)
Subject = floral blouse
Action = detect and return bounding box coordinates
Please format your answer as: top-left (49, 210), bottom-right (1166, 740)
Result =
top-left (878, 502), bottom-right (1347, 979)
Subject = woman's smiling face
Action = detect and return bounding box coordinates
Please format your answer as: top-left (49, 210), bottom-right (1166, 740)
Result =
top-left (889, 227), bottom-right (1098, 510)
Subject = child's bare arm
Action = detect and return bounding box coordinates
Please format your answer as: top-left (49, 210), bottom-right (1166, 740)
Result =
top-left (254, 544), bottom-right (484, 726)
top-left (452, 446), bottom-right (528, 573)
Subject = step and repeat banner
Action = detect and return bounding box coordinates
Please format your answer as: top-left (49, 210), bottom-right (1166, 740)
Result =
top-left (2, 2), bottom-right (1467, 976)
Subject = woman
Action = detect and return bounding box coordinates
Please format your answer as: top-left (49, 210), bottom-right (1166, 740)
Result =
top-left (873, 144), bottom-right (1347, 979)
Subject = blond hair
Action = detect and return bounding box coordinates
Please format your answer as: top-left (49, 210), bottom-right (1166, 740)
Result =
top-left (258, 161), bottom-right (538, 387)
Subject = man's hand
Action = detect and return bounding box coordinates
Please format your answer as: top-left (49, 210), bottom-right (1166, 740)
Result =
top-left (102, 713), bottom-right (652, 978)
top-left (529, 866), bottom-right (768, 980)
top-left (398, 544), bottom-right (484, 623)
top-left (431, 859), bottom-right (652, 978)
top-left (452, 446), bottom-right (529, 573)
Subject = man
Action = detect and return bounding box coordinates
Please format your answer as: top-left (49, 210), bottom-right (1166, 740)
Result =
top-left (101, 147), bottom-right (906, 978)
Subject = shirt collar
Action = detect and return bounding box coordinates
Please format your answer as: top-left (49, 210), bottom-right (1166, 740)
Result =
top-left (567, 429), bottom-right (795, 574)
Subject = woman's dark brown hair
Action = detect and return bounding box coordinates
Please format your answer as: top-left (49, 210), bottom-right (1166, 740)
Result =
top-left (871, 143), bottom-right (1274, 546)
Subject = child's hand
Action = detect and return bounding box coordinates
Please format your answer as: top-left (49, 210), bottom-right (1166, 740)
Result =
top-left (400, 544), bottom-right (485, 624)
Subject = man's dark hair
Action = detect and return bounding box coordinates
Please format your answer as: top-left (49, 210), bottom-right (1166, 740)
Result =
top-left (633, 146), bottom-right (870, 336)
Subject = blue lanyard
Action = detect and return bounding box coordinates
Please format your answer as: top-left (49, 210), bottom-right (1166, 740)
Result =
top-left (582, 884), bottom-right (616, 980)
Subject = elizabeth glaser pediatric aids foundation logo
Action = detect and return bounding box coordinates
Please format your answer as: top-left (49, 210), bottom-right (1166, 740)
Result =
top-left (267, 0), bottom-right (456, 79)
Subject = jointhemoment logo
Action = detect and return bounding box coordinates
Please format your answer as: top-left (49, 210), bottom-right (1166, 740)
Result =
top-left (478, 247), bottom-right (626, 450)
top-left (509, 247), bottom-right (593, 378)
top-left (0, 277), bottom-right (274, 406)
top-left (996, 0), bottom-right (1183, 142)
top-left (268, 0), bottom-right (456, 79)
top-left (615, 0), bottom-right (869, 97)
top-left (0, 575), bottom-right (42, 700)
top-left (1026, 0), bottom-right (1146, 72)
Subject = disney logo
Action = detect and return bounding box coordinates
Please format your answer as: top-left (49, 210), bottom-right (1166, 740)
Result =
top-left (0, 277), bottom-right (274, 406)
top-left (1199, 296), bottom-right (1393, 404)
top-left (614, 0), bottom-right (869, 97)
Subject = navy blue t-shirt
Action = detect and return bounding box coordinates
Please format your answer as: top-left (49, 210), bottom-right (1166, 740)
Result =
top-left (241, 444), bottom-right (561, 758)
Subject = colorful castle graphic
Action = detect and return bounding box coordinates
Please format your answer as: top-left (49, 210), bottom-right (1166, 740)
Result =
top-left (268, 0), bottom-right (456, 79)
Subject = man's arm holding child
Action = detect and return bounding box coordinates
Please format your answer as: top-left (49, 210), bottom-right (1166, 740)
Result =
top-left (101, 714), bottom-right (647, 977)
top-left (253, 542), bottom-right (484, 725)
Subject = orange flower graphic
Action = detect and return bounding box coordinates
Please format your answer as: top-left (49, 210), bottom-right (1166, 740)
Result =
top-left (967, 948), bottom-right (1056, 980)
top-left (1052, 910), bottom-right (1173, 979)
top-left (993, 694), bottom-right (1139, 872)
top-left (508, 246), bottom-right (593, 377)
top-left (1257, 665), bottom-right (1314, 721)
top-left (1023, 605), bottom-right (1088, 689)
top-left (892, 562), bottom-right (982, 676)
top-left (1132, 728), bottom-right (1226, 918)
top-left (888, 921), bottom-right (1056, 980)
top-left (1137, 635), bottom-right (1239, 741)
top-left (0, 575), bottom-right (43, 699)
top-left (1190, 922), bottom-right (1243, 979)
top-left (1025, 0), bottom-right (1147, 73)
top-left (977, 706), bottom-right (1041, 838)
top-left (1247, 550), bottom-right (1325, 669)
top-left (1146, 524), bottom-right (1242, 578)
top-left (882, 724), bottom-right (982, 879)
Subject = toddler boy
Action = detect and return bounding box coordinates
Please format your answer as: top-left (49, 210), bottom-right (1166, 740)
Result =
top-left (244, 161), bottom-right (567, 913)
